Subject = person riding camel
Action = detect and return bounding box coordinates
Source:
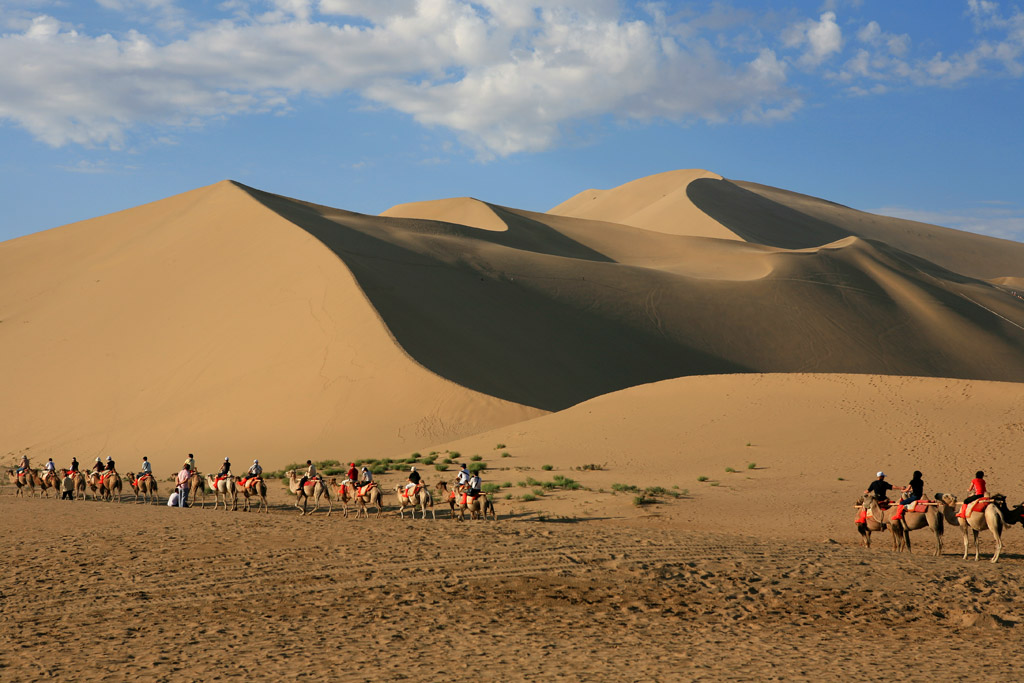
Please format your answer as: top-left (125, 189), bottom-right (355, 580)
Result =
top-left (138, 456), bottom-right (153, 484)
top-left (298, 460), bottom-right (318, 492)
top-left (359, 466), bottom-right (373, 489)
top-left (865, 471), bottom-right (893, 504)
top-left (456, 463), bottom-right (471, 490)
top-left (893, 470), bottom-right (924, 519)
top-left (68, 457), bottom-right (79, 475)
top-left (184, 453), bottom-right (196, 472)
top-left (467, 471), bottom-right (482, 499)
top-left (104, 456), bottom-right (116, 472)
top-left (43, 458), bottom-right (56, 475)
top-left (240, 459), bottom-right (261, 489)
top-left (16, 454), bottom-right (30, 476)
top-left (964, 470), bottom-right (987, 507)
top-left (405, 466), bottom-right (421, 497)
top-left (346, 462), bottom-right (358, 484)
top-left (91, 457), bottom-right (104, 475)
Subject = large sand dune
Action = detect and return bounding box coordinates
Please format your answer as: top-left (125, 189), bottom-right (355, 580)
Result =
top-left (2, 171), bottom-right (1023, 475)
top-left (0, 181), bottom-right (542, 475)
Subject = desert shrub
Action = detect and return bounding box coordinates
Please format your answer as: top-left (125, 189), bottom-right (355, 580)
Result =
top-left (495, 443), bottom-right (506, 450)
top-left (612, 483), bottom-right (639, 493)
top-left (434, 464), bottom-right (449, 472)
top-left (482, 483), bottom-right (502, 494)
top-left (448, 451), bottom-right (461, 459)
top-left (468, 462), bottom-right (487, 475)
top-left (697, 476), bottom-right (708, 482)
top-left (501, 452), bottom-right (512, 458)
top-left (552, 475), bottom-right (581, 490)
top-left (521, 493), bottom-right (537, 502)
top-left (578, 463), bottom-right (604, 471)
top-left (541, 464), bottom-right (553, 471)
top-left (471, 454), bottom-right (482, 462)
top-left (747, 462), bottom-right (756, 470)
top-left (633, 495), bottom-right (652, 506)
top-left (725, 467), bottom-right (736, 473)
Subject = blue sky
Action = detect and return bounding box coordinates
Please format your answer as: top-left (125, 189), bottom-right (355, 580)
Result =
top-left (2, 0), bottom-right (1023, 243)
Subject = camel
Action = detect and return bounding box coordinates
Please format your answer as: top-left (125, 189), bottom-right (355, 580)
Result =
top-left (205, 473), bottom-right (238, 511)
top-left (889, 493), bottom-right (948, 556)
top-left (237, 477), bottom-right (268, 513)
top-left (393, 483), bottom-right (435, 520)
top-left (854, 493), bottom-right (903, 550)
top-left (330, 478), bottom-right (382, 519)
top-left (7, 468), bottom-right (35, 497)
top-left (38, 469), bottom-right (60, 498)
top-left (942, 493), bottom-right (1020, 563)
top-left (436, 481), bottom-right (496, 521)
top-left (287, 470), bottom-right (332, 516)
top-left (184, 472), bottom-right (206, 508)
top-left (95, 471), bottom-right (122, 502)
top-left (126, 471), bottom-right (159, 504)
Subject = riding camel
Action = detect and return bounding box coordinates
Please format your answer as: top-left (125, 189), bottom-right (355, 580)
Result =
top-left (941, 493), bottom-right (1021, 563)
top-left (125, 471), bottom-right (159, 505)
top-left (393, 484), bottom-right (435, 520)
top-left (237, 477), bottom-right (268, 513)
top-left (436, 481), bottom-right (497, 521)
top-left (93, 470), bottom-right (122, 502)
top-left (854, 492), bottom-right (903, 550)
top-left (889, 493), bottom-right (949, 556)
top-left (287, 470), bottom-right (332, 516)
top-left (206, 473), bottom-right (238, 511)
top-left (330, 478), bottom-right (382, 519)
top-left (7, 468), bottom-right (37, 497)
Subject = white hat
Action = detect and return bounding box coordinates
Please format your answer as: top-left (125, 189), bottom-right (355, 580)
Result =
top-left (224, 457), bottom-right (229, 461)
top-left (876, 471), bottom-right (885, 477)
top-left (254, 459), bottom-right (259, 464)
top-left (106, 456), bottom-right (112, 461)
top-left (410, 466), bottom-right (416, 471)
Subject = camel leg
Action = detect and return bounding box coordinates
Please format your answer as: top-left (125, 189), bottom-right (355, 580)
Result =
top-left (961, 524), bottom-right (970, 560)
top-left (972, 529), bottom-right (981, 561)
top-left (990, 519), bottom-right (1003, 563)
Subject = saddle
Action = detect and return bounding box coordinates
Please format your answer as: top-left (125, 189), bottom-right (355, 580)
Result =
top-left (402, 484), bottom-right (422, 500)
top-left (957, 499), bottom-right (991, 518)
top-left (891, 500), bottom-right (930, 521)
top-left (357, 483), bottom-right (375, 497)
top-left (134, 473), bottom-right (151, 486)
top-left (100, 471), bottom-right (115, 484)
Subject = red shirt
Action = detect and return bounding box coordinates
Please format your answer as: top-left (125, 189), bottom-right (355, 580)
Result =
top-left (970, 478), bottom-right (986, 496)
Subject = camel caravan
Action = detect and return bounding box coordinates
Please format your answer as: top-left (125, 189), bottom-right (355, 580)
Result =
top-left (5, 455), bottom-right (499, 523)
top-left (855, 470), bottom-right (1024, 563)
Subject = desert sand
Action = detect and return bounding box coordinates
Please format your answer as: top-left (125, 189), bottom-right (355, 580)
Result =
top-left (3, 169), bottom-right (1024, 680)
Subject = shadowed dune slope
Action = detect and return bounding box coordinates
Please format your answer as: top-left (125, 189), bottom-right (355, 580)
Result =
top-left (688, 178), bottom-right (1024, 280)
top-left (0, 181), bottom-right (543, 473)
top-left (240, 184), bottom-right (1024, 413)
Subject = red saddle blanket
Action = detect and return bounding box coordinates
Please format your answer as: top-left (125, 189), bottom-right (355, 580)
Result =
top-left (957, 499), bottom-right (991, 518)
top-left (891, 500), bottom-right (931, 520)
top-left (100, 472), bottom-right (114, 484)
top-left (358, 484), bottom-right (374, 497)
top-left (133, 473), bottom-right (151, 486)
top-left (461, 493), bottom-right (479, 506)
top-left (401, 484), bottom-right (422, 500)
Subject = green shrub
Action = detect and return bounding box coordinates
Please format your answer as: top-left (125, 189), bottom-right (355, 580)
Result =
top-left (612, 483), bottom-right (639, 493)
top-left (541, 464), bottom-right (553, 471)
top-left (495, 443), bottom-right (506, 450)
top-left (633, 495), bottom-right (652, 506)
top-left (501, 452), bottom-right (511, 458)
top-left (552, 475), bottom-right (580, 490)
top-left (468, 462), bottom-right (487, 474)
top-left (747, 462), bottom-right (757, 470)
top-left (471, 454), bottom-right (482, 462)
top-left (521, 493), bottom-right (537, 502)
top-left (697, 476), bottom-right (708, 482)
top-left (422, 455), bottom-right (437, 465)
top-left (482, 483), bottom-right (502, 494)
top-left (725, 467), bottom-right (736, 473)
top-left (578, 463), bottom-right (604, 471)
top-left (434, 464), bottom-right (449, 472)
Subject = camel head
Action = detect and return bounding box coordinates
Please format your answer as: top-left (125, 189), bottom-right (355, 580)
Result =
top-left (936, 492), bottom-right (957, 507)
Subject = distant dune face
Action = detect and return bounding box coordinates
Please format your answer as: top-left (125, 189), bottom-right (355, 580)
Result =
top-left (2, 170), bottom-right (1024, 472)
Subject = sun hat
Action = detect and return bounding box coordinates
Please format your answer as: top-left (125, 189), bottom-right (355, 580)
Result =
top-left (410, 466), bottom-right (416, 471)
top-left (876, 471), bottom-right (885, 477)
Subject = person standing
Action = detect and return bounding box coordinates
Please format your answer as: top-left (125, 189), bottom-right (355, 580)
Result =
top-left (176, 463), bottom-right (192, 508)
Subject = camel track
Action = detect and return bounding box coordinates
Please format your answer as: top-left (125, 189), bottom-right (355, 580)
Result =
top-left (4, 497), bottom-right (1024, 681)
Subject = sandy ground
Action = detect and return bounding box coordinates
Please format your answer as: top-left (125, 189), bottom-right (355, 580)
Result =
top-left (4, 483), bottom-right (1024, 682)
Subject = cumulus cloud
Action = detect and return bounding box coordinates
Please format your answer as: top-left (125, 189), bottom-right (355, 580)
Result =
top-left (1, 1), bottom-right (1021, 156)
top-left (783, 11), bottom-right (842, 67)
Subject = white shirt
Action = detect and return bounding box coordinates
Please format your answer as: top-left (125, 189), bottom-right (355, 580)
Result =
top-left (456, 469), bottom-right (471, 485)
top-left (141, 461), bottom-right (152, 474)
top-left (469, 475), bottom-right (481, 489)
top-left (249, 464), bottom-right (262, 477)
top-left (306, 463), bottom-right (317, 478)
top-left (44, 461), bottom-right (55, 471)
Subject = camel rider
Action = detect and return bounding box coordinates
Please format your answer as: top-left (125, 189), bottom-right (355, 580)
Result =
top-left (247, 459), bottom-right (262, 479)
top-left (139, 456), bottom-right (153, 481)
top-left (17, 454), bottom-right (30, 475)
top-left (346, 462), bottom-right (358, 484)
top-left (69, 457), bottom-right (79, 475)
top-left (360, 466), bottom-right (373, 487)
top-left (964, 471), bottom-right (987, 505)
top-left (456, 463), bottom-right (471, 489)
top-left (92, 457), bottom-right (104, 475)
top-left (216, 457), bottom-right (231, 480)
top-left (298, 460), bottom-right (318, 491)
top-left (104, 456), bottom-right (116, 473)
top-left (894, 470), bottom-right (924, 518)
top-left (44, 458), bottom-right (56, 476)
top-left (865, 472), bottom-right (893, 503)
top-left (406, 466), bottom-right (421, 495)
top-left (184, 453), bottom-right (196, 472)
top-left (468, 472), bottom-right (482, 499)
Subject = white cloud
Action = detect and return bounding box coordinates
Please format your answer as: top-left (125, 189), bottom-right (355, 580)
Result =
top-left (783, 11), bottom-right (842, 67)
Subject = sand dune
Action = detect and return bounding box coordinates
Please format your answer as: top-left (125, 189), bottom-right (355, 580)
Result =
top-left (0, 181), bottom-right (542, 476)
top-left (2, 171), bottom-right (1023, 476)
